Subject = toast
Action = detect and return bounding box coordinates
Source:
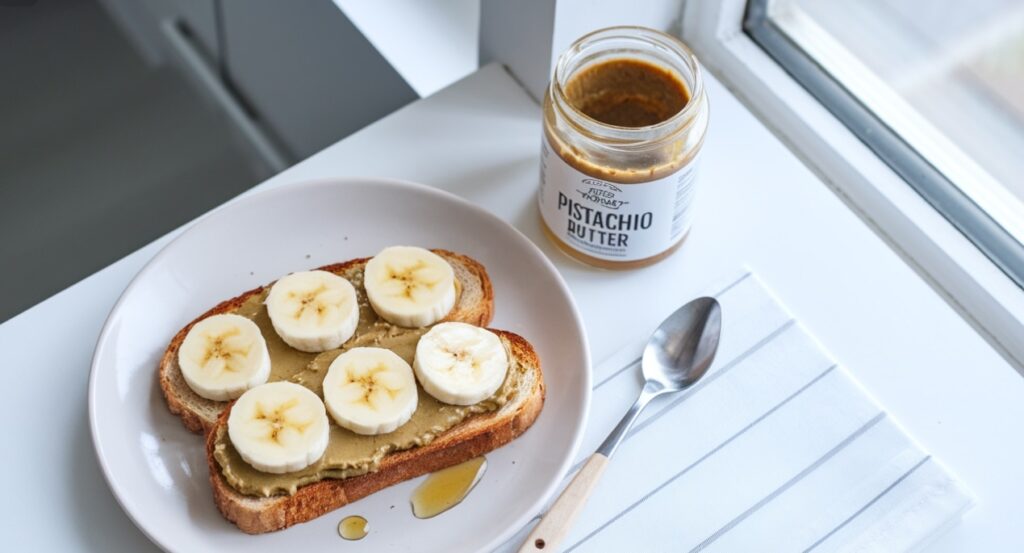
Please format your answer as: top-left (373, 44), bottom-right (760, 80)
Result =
top-left (159, 250), bottom-right (495, 434)
top-left (206, 330), bottom-right (544, 534)
top-left (159, 249), bottom-right (546, 533)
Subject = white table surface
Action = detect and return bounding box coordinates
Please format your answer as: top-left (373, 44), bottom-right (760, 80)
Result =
top-left (3, 63), bottom-right (1022, 551)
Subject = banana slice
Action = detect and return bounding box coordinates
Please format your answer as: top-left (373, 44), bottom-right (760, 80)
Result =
top-left (322, 347), bottom-right (418, 435)
top-left (227, 381), bottom-right (330, 474)
top-left (265, 270), bottom-right (359, 352)
top-left (413, 322), bottom-right (509, 406)
top-left (363, 246), bottom-right (456, 328)
top-left (178, 313), bottom-right (271, 401)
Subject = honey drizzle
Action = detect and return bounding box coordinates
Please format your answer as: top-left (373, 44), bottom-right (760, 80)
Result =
top-left (338, 515), bottom-right (368, 540)
top-left (410, 456), bottom-right (488, 519)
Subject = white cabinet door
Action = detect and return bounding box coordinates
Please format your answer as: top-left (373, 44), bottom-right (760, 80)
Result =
top-left (220, 0), bottom-right (418, 159)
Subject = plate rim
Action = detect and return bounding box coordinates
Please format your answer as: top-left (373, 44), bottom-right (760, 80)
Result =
top-left (87, 177), bottom-right (592, 552)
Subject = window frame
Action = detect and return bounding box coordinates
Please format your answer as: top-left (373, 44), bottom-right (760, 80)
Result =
top-left (743, 0), bottom-right (1024, 290)
top-left (682, 0), bottom-right (1024, 369)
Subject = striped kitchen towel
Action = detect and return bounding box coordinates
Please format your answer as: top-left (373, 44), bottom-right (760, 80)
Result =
top-left (496, 271), bottom-right (972, 552)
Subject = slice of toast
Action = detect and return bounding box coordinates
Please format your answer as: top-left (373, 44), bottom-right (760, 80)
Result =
top-left (206, 330), bottom-right (544, 534)
top-left (159, 250), bottom-right (495, 434)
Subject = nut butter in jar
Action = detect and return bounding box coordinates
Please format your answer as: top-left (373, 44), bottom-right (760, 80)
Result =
top-left (539, 26), bottom-right (709, 269)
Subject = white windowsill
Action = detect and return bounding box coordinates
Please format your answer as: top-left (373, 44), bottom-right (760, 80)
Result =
top-left (682, 0), bottom-right (1024, 371)
top-left (5, 56), bottom-right (1022, 550)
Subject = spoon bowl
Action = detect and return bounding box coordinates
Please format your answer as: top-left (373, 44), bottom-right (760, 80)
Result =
top-left (643, 296), bottom-right (722, 392)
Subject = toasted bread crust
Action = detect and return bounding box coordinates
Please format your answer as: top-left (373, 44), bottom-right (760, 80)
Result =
top-left (159, 250), bottom-right (495, 434)
top-left (206, 330), bottom-right (544, 534)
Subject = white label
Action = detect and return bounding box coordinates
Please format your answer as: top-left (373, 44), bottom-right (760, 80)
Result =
top-left (539, 135), bottom-right (699, 262)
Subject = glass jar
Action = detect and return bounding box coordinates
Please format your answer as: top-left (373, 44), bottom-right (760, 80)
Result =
top-left (539, 26), bottom-right (709, 269)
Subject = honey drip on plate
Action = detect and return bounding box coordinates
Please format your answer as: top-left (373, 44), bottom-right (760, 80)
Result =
top-left (411, 456), bottom-right (487, 518)
top-left (338, 515), bottom-right (368, 540)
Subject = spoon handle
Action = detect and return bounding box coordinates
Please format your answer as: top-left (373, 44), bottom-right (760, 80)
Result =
top-left (519, 384), bottom-right (659, 552)
top-left (518, 453), bottom-right (609, 553)
top-left (597, 381), bottom-right (660, 457)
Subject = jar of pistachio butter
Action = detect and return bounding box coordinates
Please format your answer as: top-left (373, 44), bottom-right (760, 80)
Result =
top-left (539, 26), bottom-right (709, 269)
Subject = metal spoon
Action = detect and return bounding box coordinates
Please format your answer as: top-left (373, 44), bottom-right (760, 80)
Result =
top-left (519, 297), bottom-right (722, 553)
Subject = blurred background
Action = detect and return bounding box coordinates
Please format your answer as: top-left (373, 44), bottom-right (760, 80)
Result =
top-left (2, 0), bottom-right (1022, 321)
top-left (0, 0), bottom-right (477, 321)
top-left (766, 0), bottom-right (1024, 213)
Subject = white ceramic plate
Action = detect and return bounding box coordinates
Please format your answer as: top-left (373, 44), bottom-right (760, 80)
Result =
top-left (89, 178), bottom-right (590, 552)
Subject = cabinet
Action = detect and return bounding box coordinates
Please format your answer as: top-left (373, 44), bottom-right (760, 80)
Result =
top-left (100, 0), bottom-right (417, 163)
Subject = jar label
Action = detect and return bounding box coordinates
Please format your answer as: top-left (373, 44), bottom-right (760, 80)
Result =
top-left (538, 135), bottom-right (699, 262)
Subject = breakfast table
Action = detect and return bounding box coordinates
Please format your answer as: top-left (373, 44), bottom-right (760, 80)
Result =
top-left (3, 63), bottom-right (1023, 551)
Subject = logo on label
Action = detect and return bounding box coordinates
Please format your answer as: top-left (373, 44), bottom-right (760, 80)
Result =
top-left (576, 179), bottom-right (629, 210)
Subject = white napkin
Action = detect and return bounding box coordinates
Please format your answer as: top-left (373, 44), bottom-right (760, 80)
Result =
top-left (495, 271), bottom-right (972, 552)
